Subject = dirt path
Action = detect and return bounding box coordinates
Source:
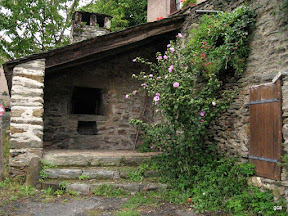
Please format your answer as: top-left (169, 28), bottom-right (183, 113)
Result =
top-left (0, 195), bottom-right (203, 216)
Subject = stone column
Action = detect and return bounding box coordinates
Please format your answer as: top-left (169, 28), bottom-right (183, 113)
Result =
top-left (9, 59), bottom-right (45, 177)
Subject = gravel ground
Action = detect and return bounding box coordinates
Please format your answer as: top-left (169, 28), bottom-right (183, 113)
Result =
top-left (0, 195), bottom-right (203, 216)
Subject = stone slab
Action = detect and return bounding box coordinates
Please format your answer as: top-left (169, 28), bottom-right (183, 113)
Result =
top-left (45, 168), bottom-right (82, 179)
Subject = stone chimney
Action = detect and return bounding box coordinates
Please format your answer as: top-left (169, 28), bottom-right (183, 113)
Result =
top-left (71, 11), bottom-right (113, 43)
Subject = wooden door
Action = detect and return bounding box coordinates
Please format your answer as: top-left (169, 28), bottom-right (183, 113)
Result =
top-left (249, 80), bottom-right (282, 180)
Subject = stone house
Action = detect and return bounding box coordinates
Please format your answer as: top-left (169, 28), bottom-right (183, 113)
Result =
top-left (2, 0), bottom-right (288, 199)
top-left (3, 11), bottom-right (186, 177)
top-left (147, 0), bottom-right (207, 22)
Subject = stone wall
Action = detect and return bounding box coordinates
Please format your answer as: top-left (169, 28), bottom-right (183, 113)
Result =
top-left (43, 39), bottom-right (170, 150)
top-left (182, 0), bottom-right (288, 198)
top-left (9, 59), bottom-right (45, 177)
top-left (147, 0), bottom-right (170, 22)
top-left (72, 25), bottom-right (110, 44)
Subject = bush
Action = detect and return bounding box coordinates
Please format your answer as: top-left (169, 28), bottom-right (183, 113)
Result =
top-left (126, 6), bottom-right (287, 214)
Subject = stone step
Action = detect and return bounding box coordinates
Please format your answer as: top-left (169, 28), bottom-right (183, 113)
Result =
top-left (41, 179), bottom-right (168, 195)
top-left (43, 150), bottom-right (160, 167)
top-left (44, 167), bottom-right (159, 180)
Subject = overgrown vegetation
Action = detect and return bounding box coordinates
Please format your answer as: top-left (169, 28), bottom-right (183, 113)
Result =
top-left (80, 0), bottom-right (147, 31)
top-left (128, 6), bottom-right (287, 214)
top-left (92, 184), bottom-right (129, 197)
top-left (128, 164), bottom-right (149, 181)
top-left (1, 126), bottom-right (10, 178)
top-left (39, 160), bottom-right (58, 181)
top-left (0, 178), bottom-right (36, 208)
top-left (278, 0), bottom-right (288, 29)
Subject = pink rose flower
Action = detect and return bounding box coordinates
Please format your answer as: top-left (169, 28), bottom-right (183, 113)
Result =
top-left (154, 95), bottom-right (160, 102)
top-left (173, 82), bottom-right (179, 88)
top-left (169, 65), bottom-right (174, 73)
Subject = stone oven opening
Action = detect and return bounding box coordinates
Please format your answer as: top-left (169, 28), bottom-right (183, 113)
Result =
top-left (77, 121), bottom-right (98, 135)
top-left (71, 87), bottom-right (103, 115)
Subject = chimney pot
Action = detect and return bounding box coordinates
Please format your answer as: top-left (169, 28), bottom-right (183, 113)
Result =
top-left (70, 11), bottom-right (113, 43)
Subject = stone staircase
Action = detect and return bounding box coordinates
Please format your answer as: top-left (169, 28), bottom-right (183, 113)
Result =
top-left (41, 150), bottom-right (167, 195)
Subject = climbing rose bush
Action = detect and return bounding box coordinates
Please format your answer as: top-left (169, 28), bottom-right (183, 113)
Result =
top-left (127, 6), bottom-right (256, 185)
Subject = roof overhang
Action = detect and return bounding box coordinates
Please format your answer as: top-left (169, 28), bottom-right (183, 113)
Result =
top-left (3, 14), bottom-right (187, 91)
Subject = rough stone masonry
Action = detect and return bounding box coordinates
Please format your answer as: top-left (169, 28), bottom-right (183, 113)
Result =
top-left (9, 59), bottom-right (45, 177)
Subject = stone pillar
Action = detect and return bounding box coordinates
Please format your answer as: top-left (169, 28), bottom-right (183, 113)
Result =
top-left (9, 59), bottom-right (45, 177)
top-left (104, 17), bottom-right (111, 29)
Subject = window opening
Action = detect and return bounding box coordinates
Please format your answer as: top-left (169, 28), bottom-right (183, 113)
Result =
top-left (71, 87), bottom-right (102, 115)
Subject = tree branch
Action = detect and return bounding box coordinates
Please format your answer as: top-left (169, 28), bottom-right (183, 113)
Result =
top-left (57, 0), bottom-right (78, 44)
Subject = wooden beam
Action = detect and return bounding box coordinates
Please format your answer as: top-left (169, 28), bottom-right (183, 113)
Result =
top-left (46, 30), bottom-right (177, 73)
top-left (45, 16), bottom-right (185, 69)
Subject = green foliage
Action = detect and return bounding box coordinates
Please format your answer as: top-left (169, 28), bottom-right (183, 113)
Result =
top-left (18, 185), bottom-right (36, 197)
top-left (239, 162), bottom-right (256, 177)
top-left (278, 0), bottom-right (288, 29)
top-left (130, 4), bottom-right (256, 185)
top-left (121, 193), bottom-right (158, 210)
top-left (281, 153), bottom-right (288, 169)
top-left (128, 164), bottom-right (149, 181)
top-left (182, 0), bottom-right (197, 8)
top-left (59, 181), bottom-right (67, 190)
top-left (78, 175), bottom-right (90, 180)
top-left (115, 211), bottom-right (141, 216)
top-left (2, 127), bottom-right (10, 158)
top-left (41, 186), bottom-right (54, 195)
top-left (226, 187), bottom-right (287, 215)
top-left (54, 189), bottom-right (65, 195)
top-left (0, 0), bottom-right (80, 63)
top-left (80, 0), bottom-right (147, 31)
top-left (189, 159), bottom-right (254, 212)
top-left (149, 188), bottom-right (191, 205)
top-left (67, 190), bottom-right (79, 196)
top-left (40, 160), bottom-right (57, 180)
top-left (130, 7), bottom-right (256, 185)
top-left (126, 6), bottom-right (287, 214)
top-left (92, 184), bottom-right (128, 197)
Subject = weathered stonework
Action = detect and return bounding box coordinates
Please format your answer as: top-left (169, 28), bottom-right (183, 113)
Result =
top-left (9, 59), bottom-right (45, 177)
top-left (181, 0), bottom-right (288, 202)
top-left (71, 11), bottom-right (112, 43)
top-left (43, 39), bottom-right (169, 150)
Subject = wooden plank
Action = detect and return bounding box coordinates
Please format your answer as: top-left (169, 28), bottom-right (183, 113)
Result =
top-left (249, 80), bottom-right (282, 180)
